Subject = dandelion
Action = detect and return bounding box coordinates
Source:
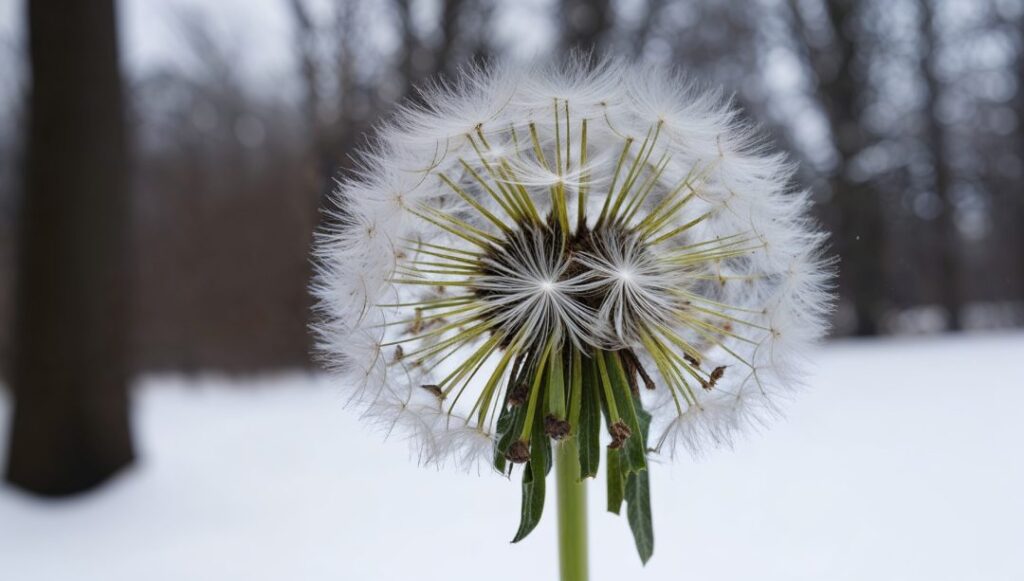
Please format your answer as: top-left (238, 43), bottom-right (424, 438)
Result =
top-left (312, 56), bottom-right (832, 578)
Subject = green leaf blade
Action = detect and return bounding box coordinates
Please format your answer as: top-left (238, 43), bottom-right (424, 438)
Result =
top-left (606, 352), bottom-right (647, 474)
top-left (625, 469), bottom-right (654, 564)
top-left (606, 446), bottom-right (623, 514)
top-left (511, 460), bottom-right (545, 543)
top-left (625, 391), bottom-right (654, 563)
top-left (511, 386), bottom-right (552, 543)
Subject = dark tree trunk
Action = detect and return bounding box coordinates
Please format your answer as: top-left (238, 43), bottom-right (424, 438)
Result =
top-left (1016, 15), bottom-right (1024, 303)
top-left (798, 0), bottom-right (885, 336)
top-left (287, 0), bottom-right (328, 186)
top-left (6, 0), bottom-right (134, 496)
top-left (919, 0), bottom-right (961, 331)
top-left (825, 1), bottom-right (884, 336)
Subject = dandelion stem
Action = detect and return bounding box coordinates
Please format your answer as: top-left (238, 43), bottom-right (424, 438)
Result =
top-left (555, 438), bottom-right (589, 581)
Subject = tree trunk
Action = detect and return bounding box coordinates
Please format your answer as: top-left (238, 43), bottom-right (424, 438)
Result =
top-left (919, 0), bottom-right (961, 331)
top-left (6, 0), bottom-right (134, 496)
top-left (1016, 15), bottom-right (1024, 303)
top-left (812, 0), bottom-right (886, 336)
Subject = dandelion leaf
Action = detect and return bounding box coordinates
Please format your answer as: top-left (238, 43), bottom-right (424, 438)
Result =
top-left (625, 468), bottom-right (654, 564)
top-left (625, 393), bottom-right (654, 563)
top-left (606, 446), bottom-right (624, 514)
top-left (511, 392), bottom-right (551, 542)
top-left (607, 352), bottom-right (647, 474)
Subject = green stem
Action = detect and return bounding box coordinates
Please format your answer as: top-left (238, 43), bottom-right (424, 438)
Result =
top-left (555, 438), bottom-right (589, 581)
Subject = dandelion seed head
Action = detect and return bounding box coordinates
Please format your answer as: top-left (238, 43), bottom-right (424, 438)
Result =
top-left (312, 57), bottom-right (833, 470)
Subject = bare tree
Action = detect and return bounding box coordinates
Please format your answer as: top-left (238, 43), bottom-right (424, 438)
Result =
top-left (1015, 10), bottom-right (1024, 300)
top-left (0, 41), bottom-right (26, 377)
top-left (287, 0), bottom-right (379, 186)
top-left (790, 0), bottom-right (886, 335)
top-left (918, 0), bottom-right (962, 330)
top-left (7, 0), bottom-right (133, 495)
top-left (288, 0), bottom-right (330, 194)
top-left (396, 0), bottom-right (473, 90)
top-left (130, 11), bottom-right (316, 373)
top-left (631, 0), bottom-right (666, 57)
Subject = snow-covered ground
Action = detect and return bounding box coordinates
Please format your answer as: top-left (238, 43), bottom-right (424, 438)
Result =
top-left (1, 332), bottom-right (1023, 581)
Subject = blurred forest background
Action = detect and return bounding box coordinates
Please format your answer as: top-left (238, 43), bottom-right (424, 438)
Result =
top-left (0, 0), bottom-right (1022, 494)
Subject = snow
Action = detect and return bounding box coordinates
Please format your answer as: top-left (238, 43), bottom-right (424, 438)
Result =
top-left (2, 332), bottom-right (1023, 581)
